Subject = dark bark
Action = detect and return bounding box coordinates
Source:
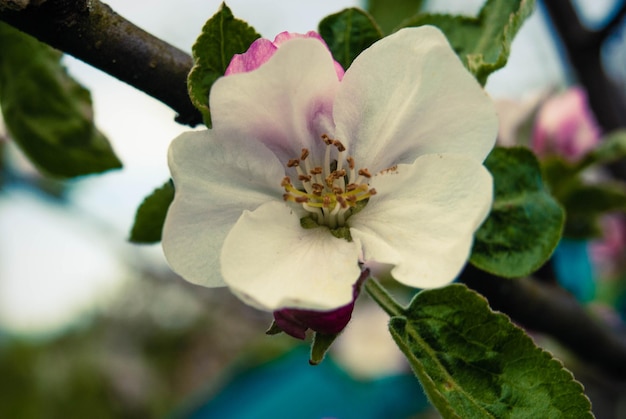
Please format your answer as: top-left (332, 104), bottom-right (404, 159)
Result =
top-left (0, 0), bottom-right (202, 126)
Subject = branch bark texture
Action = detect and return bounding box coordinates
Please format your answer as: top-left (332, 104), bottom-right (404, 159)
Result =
top-left (0, 0), bottom-right (202, 126)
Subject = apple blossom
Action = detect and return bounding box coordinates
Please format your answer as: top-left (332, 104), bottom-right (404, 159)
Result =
top-left (162, 26), bottom-right (497, 332)
top-left (532, 87), bottom-right (601, 162)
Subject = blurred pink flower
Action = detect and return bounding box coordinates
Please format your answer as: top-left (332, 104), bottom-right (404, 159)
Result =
top-left (531, 87), bottom-right (601, 161)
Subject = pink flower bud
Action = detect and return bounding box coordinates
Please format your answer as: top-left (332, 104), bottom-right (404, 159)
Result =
top-left (531, 87), bottom-right (601, 162)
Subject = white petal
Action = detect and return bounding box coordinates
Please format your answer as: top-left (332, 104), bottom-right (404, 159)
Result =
top-left (221, 201), bottom-right (362, 311)
top-left (349, 154), bottom-right (493, 288)
top-left (210, 38), bottom-right (341, 164)
top-left (162, 130), bottom-right (285, 287)
top-left (334, 26), bottom-right (498, 171)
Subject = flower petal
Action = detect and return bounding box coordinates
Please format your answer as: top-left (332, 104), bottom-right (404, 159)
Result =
top-left (162, 130), bottom-right (285, 287)
top-left (349, 153), bottom-right (493, 288)
top-left (334, 26), bottom-right (498, 171)
top-left (225, 38), bottom-right (277, 75)
top-left (221, 201), bottom-right (362, 311)
top-left (211, 38), bottom-right (341, 164)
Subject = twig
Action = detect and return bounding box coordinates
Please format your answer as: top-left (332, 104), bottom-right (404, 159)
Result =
top-left (0, 0), bottom-right (202, 126)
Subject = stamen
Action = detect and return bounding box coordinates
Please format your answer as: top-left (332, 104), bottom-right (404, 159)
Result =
top-left (358, 168), bottom-right (372, 178)
top-left (281, 134), bottom-right (377, 228)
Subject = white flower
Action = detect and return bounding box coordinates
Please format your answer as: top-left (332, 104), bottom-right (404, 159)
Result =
top-left (162, 26), bottom-right (497, 313)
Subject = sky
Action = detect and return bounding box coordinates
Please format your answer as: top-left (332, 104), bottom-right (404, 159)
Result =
top-left (0, 0), bottom-right (621, 335)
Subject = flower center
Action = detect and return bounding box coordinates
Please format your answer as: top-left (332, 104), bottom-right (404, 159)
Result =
top-left (282, 134), bottom-right (376, 229)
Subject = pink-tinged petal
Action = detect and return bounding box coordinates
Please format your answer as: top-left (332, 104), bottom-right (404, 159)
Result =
top-left (334, 26), bottom-right (497, 171)
top-left (225, 38), bottom-right (277, 75)
top-left (162, 130), bottom-right (285, 288)
top-left (221, 201), bottom-right (362, 311)
top-left (211, 38), bottom-right (341, 165)
top-left (273, 269), bottom-right (368, 339)
top-left (273, 31), bottom-right (344, 80)
top-left (349, 153), bottom-right (493, 288)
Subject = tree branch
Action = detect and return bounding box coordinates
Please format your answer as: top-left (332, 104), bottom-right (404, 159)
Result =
top-left (0, 0), bottom-right (202, 126)
top-left (462, 265), bottom-right (626, 379)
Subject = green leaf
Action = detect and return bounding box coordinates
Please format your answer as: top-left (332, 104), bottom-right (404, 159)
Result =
top-left (0, 22), bottom-right (121, 178)
top-left (187, 2), bottom-right (260, 127)
top-left (578, 129), bottom-right (626, 169)
top-left (318, 8), bottom-right (383, 70)
top-left (309, 332), bottom-right (338, 366)
top-left (129, 180), bottom-right (175, 244)
top-left (366, 0), bottom-right (424, 34)
top-left (471, 147), bottom-right (564, 277)
top-left (561, 183), bottom-right (626, 239)
top-left (389, 284), bottom-right (593, 418)
top-left (401, 0), bottom-right (535, 85)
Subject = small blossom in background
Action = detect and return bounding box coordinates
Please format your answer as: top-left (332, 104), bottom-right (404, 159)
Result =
top-left (531, 86), bottom-right (601, 162)
top-left (162, 26), bottom-right (497, 336)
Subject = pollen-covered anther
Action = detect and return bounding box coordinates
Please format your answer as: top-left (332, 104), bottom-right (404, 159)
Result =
top-left (298, 174), bottom-right (312, 182)
top-left (287, 159), bottom-right (300, 168)
top-left (300, 148), bottom-right (310, 161)
top-left (310, 167), bottom-right (323, 175)
top-left (312, 183), bottom-right (324, 195)
top-left (346, 157), bottom-right (355, 170)
top-left (336, 195), bottom-right (348, 209)
top-left (346, 183), bottom-right (358, 192)
top-left (321, 134), bottom-right (333, 145)
top-left (295, 196), bottom-right (309, 203)
top-left (281, 176), bottom-right (292, 187)
top-left (333, 140), bottom-right (346, 152)
top-left (334, 169), bottom-right (346, 178)
top-left (332, 186), bottom-right (343, 195)
top-left (358, 168), bottom-right (372, 178)
top-left (323, 196), bottom-right (331, 208)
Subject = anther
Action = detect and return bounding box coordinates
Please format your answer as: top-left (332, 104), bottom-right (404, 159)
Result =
top-left (336, 195), bottom-right (348, 209)
top-left (332, 140), bottom-right (346, 152)
top-left (300, 148), bottom-right (310, 161)
top-left (310, 167), bottom-right (323, 175)
top-left (325, 173), bottom-right (335, 187)
top-left (333, 169), bottom-right (347, 179)
top-left (332, 186), bottom-right (343, 195)
top-left (323, 196), bottom-right (331, 208)
top-left (281, 177), bottom-right (292, 187)
top-left (369, 188), bottom-right (377, 195)
top-left (312, 183), bottom-right (324, 195)
top-left (287, 159), bottom-right (300, 168)
top-left (298, 174), bottom-right (312, 182)
top-left (358, 168), bottom-right (372, 178)
top-left (295, 196), bottom-right (309, 203)
top-left (347, 157), bottom-right (355, 170)
top-left (346, 183), bottom-right (358, 192)
top-left (321, 134), bottom-right (333, 145)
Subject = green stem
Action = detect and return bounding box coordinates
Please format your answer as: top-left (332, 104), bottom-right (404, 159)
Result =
top-left (364, 277), bottom-right (406, 317)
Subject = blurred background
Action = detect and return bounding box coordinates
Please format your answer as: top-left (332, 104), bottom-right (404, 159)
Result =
top-left (1, 0), bottom-right (626, 417)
